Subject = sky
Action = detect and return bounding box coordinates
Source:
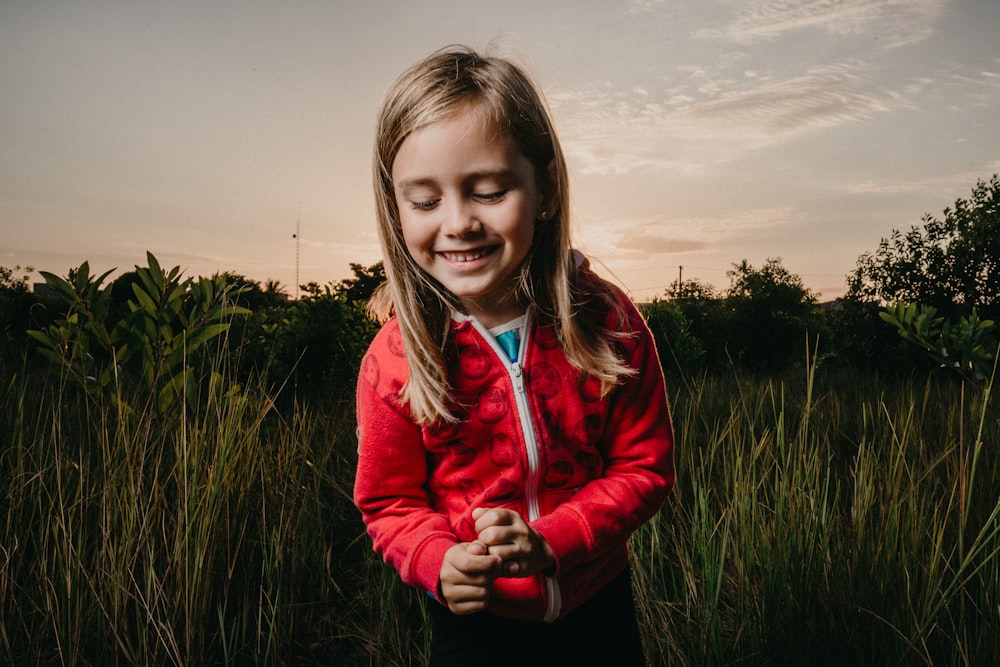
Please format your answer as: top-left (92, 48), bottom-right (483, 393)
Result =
top-left (2, 0), bottom-right (999, 302)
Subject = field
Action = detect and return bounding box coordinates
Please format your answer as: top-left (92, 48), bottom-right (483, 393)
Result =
top-left (2, 343), bottom-right (998, 665)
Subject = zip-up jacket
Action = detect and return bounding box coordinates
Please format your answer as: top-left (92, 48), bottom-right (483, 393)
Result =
top-left (354, 271), bottom-right (674, 622)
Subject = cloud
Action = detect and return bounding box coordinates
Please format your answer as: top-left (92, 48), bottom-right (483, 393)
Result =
top-left (555, 1), bottom-right (956, 176)
top-left (553, 59), bottom-right (899, 175)
top-left (837, 160), bottom-right (1000, 196)
top-left (695, 0), bottom-right (948, 48)
top-left (616, 234), bottom-right (710, 254)
top-left (578, 208), bottom-right (800, 261)
top-left (686, 60), bottom-right (892, 132)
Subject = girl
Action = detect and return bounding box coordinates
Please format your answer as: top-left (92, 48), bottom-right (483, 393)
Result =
top-left (354, 45), bottom-right (674, 666)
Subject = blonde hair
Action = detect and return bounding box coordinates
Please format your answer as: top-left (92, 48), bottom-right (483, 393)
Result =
top-left (370, 45), bottom-right (633, 424)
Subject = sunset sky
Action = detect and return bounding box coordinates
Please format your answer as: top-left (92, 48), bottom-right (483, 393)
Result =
top-left (2, 0), bottom-right (998, 301)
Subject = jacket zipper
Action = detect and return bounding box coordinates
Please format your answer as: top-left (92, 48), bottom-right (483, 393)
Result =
top-left (469, 314), bottom-right (562, 622)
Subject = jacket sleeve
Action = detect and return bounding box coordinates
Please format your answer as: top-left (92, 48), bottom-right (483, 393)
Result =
top-left (353, 332), bottom-right (459, 598)
top-left (530, 297), bottom-right (675, 575)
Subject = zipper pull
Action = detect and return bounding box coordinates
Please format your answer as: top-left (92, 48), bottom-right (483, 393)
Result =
top-left (511, 362), bottom-right (524, 393)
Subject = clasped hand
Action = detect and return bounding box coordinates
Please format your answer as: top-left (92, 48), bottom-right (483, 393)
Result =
top-left (438, 507), bottom-right (555, 615)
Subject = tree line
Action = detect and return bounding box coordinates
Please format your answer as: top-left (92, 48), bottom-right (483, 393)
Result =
top-left (2, 175), bottom-right (997, 399)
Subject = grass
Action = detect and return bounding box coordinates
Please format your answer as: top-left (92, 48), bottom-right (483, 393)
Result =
top-left (1, 347), bottom-right (997, 665)
top-left (633, 357), bottom-right (999, 666)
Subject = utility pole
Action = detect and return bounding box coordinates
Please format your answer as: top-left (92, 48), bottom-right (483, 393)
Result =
top-left (293, 202), bottom-right (301, 300)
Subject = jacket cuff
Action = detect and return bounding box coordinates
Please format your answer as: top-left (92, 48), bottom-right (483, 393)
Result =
top-left (531, 506), bottom-right (592, 575)
top-left (410, 535), bottom-right (459, 601)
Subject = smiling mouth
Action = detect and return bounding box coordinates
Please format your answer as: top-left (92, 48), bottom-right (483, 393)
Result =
top-left (437, 246), bottom-right (498, 263)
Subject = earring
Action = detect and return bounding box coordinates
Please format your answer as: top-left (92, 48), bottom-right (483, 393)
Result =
top-left (538, 211), bottom-right (549, 222)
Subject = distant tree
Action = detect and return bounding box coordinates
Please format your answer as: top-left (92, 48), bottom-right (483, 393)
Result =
top-left (0, 264), bottom-right (42, 369)
top-left (846, 174), bottom-right (1000, 319)
top-left (0, 264), bottom-right (33, 293)
top-left (263, 279), bottom-right (289, 306)
top-left (825, 297), bottom-right (915, 372)
top-left (722, 258), bottom-right (825, 372)
top-left (213, 272), bottom-right (289, 310)
top-left (263, 287), bottom-right (378, 405)
top-left (108, 270), bottom-right (143, 320)
top-left (658, 261), bottom-right (824, 373)
top-left (665, 277), bottom-right (718, 302)
top-left (333, 261), bottom-right (385, 303)
top-left (664, 278), bottom-right (727, 369)
top-left (641, 298), bottom-right (705, 379)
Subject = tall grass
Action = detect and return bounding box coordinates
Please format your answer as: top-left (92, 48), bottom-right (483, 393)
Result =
top-left (0, 340), bottom-right (416, 665)
top-left (2, 341), bottom-right (997, 664)
top-left (634, 356), bottom-right (1000, 665)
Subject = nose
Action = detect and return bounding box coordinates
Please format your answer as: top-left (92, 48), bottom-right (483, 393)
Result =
top-left (441, 198), bottom-right (482, 237)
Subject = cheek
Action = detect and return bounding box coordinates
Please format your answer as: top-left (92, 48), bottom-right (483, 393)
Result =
top-left (398, 214), bottom-right (426, 252)
top-left (514, 205), bottom-right (537, 247)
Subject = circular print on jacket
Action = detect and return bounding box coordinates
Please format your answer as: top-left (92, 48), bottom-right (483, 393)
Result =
top-left (488, 432), bottom-right (519, 467)
top-left (387, 327), bottom-right (407, 357)
top-left (534, 327), bottom-right (560, 350)
top-left (544, 459), bottom-right (575, 488)
top-left (487, 477), bottom-right (521, 503)
top-left (528, 362), bottom-right (562, 399)
top-left (574, 413), bottom-right (604, 445)
top-left (361, 355), bottom-right (380, 388)
top-left (447, 441), bottom-right (478, 468)
top-left (574, 450), bottom-right (603, 477)
top-left (477, 387), bottom-right (511, 423)
top-left (457, 343), bottom-right (491, 379)
top-left (456, 478), bottom-right (485, 504)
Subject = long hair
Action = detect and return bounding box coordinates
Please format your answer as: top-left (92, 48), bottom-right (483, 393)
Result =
top-left (370, 45), bottom-right (632, 424)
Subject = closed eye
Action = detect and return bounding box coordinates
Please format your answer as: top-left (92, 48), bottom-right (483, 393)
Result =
top-left (410, 199), bottom-right (440, 211)
top-left (474, 190), bottom-right (507, 203)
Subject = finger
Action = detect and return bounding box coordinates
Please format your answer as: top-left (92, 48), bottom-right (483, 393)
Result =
top-left (472, 540), bottom-right (523, 567)
top-left (503, 560), bottom-right (523, 576)
top-left (473, 507), bottom-right (518, 533)
top-left (477, 524), bottom-right (514, 549)
top-left (465, 540), bottom-right (489, 556)
top-left (448, 596), bottom-right (491, 615)
top-left (444, 585), bottom-right (492, 615)
top-left (456, 550), bottom-right (502, 574)
top-left (479, 516), bottom-right (533, 547)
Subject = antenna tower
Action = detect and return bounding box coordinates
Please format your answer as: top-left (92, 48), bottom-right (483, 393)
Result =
top-left (294, 202), bottom-right (301, 300)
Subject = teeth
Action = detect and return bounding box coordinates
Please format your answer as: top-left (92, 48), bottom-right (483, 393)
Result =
top-left (441, 249), bottom-right (489, 262)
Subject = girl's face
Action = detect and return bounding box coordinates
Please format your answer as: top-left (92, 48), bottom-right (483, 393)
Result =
top-left (392, 107), bottom-right (544, 328)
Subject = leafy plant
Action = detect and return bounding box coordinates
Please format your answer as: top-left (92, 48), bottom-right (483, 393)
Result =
top-left (28, 252), bottom-right (250, 414)
top-left (880, 302), bottom-right (998, 382)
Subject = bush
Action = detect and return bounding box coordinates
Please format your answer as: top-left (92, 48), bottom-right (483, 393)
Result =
top-left (246, 284), bottom-right (378, 409)
top-left (641, 298), bottom-right (705, 380)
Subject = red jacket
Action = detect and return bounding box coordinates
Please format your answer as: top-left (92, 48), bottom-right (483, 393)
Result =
top-left (354, 275), bottom-right (674, 622)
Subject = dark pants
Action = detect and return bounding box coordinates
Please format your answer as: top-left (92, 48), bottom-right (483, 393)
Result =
top-left (427, 567), bottom-right (646, 667)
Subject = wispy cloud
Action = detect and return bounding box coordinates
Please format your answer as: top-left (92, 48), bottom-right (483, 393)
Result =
top-left (552, 0), bottom-right (961, 177)
top-left (553, 59), bottom-right (899, 175)
top-left (686, 60), bottom-right (892, 131)
top-left (839, 160), bottom-right (1000, 196)
top-left (696, 0), bottom-right (948, 48)
top-left (579, 208), bottom-right (800, 261)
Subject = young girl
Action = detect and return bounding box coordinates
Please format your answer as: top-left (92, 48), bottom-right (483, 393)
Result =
top-left (354, 45), bottom-right (675, 666)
